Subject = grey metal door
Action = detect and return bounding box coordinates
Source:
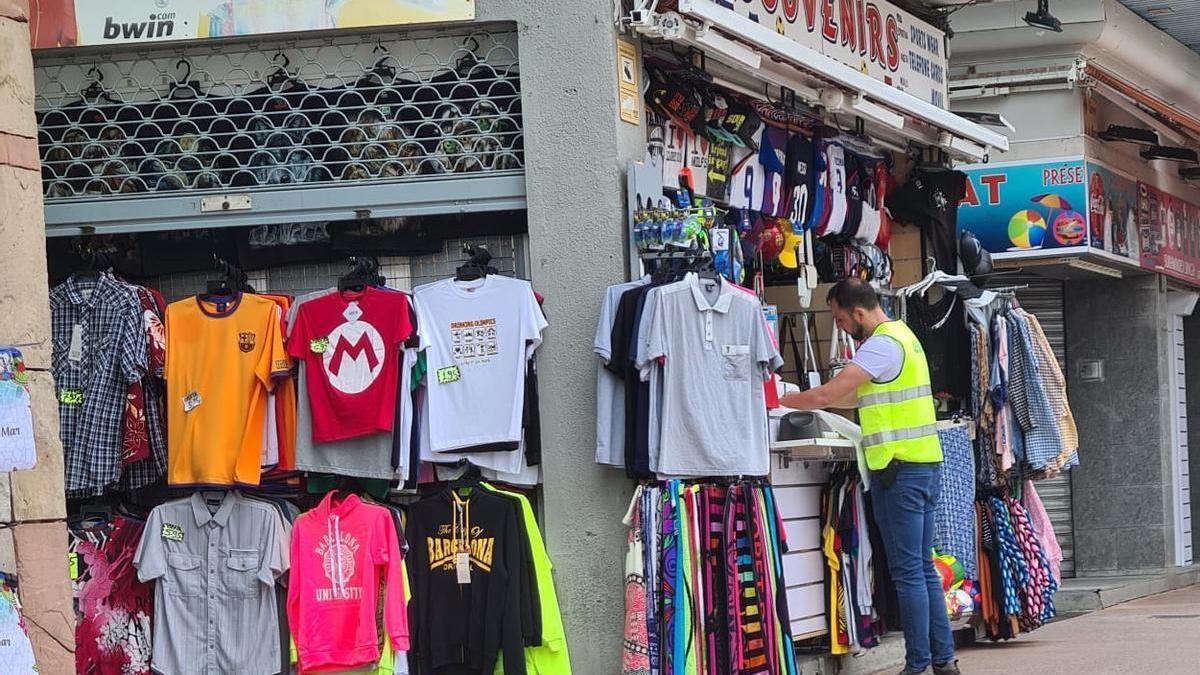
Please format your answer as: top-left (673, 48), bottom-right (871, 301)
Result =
top-left (1016, 278), bottom-right (1075, 578)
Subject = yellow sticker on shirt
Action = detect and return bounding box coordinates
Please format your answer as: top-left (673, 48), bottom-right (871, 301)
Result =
top-left (436, 365), bottom-right (462, 384)
top-left (68, 552), bottom-right (79, 580)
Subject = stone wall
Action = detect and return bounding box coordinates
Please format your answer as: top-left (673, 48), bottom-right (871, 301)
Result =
top-left (1065, 275), bottom-right (1176, 575)
top-left (0, 0), bottom-right (74, 671)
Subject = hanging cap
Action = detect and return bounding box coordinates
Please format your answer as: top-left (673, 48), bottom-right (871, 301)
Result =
top-left (758, 220), bottom-right (786, 260)
top-left (777, 231), bottom-right (804, 268)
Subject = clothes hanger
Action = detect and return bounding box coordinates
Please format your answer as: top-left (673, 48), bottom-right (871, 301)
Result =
top-left (263, 52), bottom-right (307, 93)
top-left (204, 254), bottom-right (253, 295)
top-left (80, 65), bottom-right (121, 105)
top-left (359, 43), bottom-right (398, 87)
top-left (168, 59), bottom-right (205, 100)
top-left (455, 245), bottom-right (497, 281)
top-left (446, 462), bottom-right (483, 498)
top-left (337, 256), bottom-right (386, 292)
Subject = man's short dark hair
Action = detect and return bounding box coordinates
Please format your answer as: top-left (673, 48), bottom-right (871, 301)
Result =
top-left (826, 278), bottom-right (880, 311)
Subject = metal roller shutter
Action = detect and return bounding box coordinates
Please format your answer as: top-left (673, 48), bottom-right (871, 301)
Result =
top-left (33, 23), bottom-right (525, 237)
top-left (1015, 278), bottom-right (1075, 578)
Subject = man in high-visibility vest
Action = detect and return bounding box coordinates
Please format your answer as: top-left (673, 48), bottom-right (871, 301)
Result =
top-left (780, 278), bottom-right (957, 675)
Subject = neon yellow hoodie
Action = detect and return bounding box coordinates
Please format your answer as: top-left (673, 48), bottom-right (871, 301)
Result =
top-left (484, 483), bottom-right (572, 675)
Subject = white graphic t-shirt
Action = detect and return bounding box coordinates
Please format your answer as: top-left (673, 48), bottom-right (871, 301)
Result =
top-left (414, 276), bottom-right (547, 453)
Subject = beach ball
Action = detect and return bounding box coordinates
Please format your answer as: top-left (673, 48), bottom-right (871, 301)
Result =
top-left (1053, 210), bottom-right (1087, 246)
top-left (1008, 209), bottom-right (1046, 249)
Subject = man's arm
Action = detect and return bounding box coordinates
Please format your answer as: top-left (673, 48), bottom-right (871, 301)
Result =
top-left (778, 363), bottom-right (872, 411)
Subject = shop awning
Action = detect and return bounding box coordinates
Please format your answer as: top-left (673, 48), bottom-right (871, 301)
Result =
top-left (635, 0), bottom-right (1009, 160)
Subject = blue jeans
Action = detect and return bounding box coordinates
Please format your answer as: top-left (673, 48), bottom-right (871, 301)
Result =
top-left (870, 462), bottom-right (955, 672)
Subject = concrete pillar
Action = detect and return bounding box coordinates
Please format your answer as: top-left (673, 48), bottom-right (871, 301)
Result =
top-left (0, 1), bottom-right (75, 671)
top-left (1065, 275), bottom-right (1176, 575)
top-left (474, 2), bottom-right (644, 671)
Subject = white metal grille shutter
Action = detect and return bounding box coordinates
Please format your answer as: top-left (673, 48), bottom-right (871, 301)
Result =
top-left (33, 24), bottom-right (525, 236)
top-left (1015, 278), bottom-right (1075, 578)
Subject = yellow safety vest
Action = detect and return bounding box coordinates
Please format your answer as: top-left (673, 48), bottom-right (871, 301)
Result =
top-left (856, 321), bottom-right (943, 471)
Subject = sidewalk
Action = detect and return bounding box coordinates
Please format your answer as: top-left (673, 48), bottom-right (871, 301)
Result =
top-left (871, 584), bottom-right (1200, 674)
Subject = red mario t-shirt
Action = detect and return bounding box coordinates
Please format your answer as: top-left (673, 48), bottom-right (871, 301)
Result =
top-left (288, 287), bottom-right (411, 443)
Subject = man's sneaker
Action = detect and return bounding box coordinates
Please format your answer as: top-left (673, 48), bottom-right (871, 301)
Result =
top-left (934, 661), bottom-right (962, 675)
top-left (895, 668), bottom-right (931, 675)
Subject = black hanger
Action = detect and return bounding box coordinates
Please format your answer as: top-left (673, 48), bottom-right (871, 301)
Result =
top-left (205, 254), bottom-right (253, 295)
top-left (446, 463), bottom-right (483, 498)
top-left (337, 256), bottom-right (385, 292)
top-left (265, 52), bottom-right (306, 92)
top-left (71, 239), bottom-right (110, 283)
top-left (361, 43), bottom-right (398, 85)
top-left (81, 65), bottom-right (121, 105)
top-left (169, 59), bottom-right (205, 99)
top-left (455, 36), bottom-right (481, 75)
top-left (455, 245), bottom-right (497, 281)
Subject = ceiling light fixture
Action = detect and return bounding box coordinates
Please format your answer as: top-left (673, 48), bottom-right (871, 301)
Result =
top-left (1141, 145), bottom-right (1199, 163)
top-left (1024, 0), bottom-right (1063, 32)
top-left (1097, 124), bottom-right (1160, 146)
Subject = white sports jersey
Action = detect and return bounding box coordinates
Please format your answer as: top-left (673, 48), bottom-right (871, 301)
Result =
top-left (822, 143), bottom-right (848, 236)
top-left (729, 146), bottom-right (765, 211)
top-left (855, 158), bottom-right (882, 243)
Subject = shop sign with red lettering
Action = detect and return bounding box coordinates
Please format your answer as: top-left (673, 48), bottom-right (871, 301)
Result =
top-left (704, 0), bottom-right (949, 108)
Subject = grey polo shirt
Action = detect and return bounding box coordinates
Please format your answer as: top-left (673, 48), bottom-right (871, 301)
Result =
top-left (638, 274), bottom-right (782, 476)
top-left (134, 491), bottom-right (287, 675)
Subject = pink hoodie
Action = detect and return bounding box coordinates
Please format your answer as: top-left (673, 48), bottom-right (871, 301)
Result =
top-left (288, 492), bottom-right (409, 673)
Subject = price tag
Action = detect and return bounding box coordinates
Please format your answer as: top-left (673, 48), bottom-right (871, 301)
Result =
top-left (68, 324), bottom-right (83, 362)
top-left (436, 365), bottom-right (461, 385)
top-left (456, 552), bottom-right (471, 584)
top-left (712, 228), bottom-right (730, 252)
top-left (183, 391), bottom-right (202, 413)
top-left (59, 389), bottom-right (83, 405)
top-left (161, 523), bottom-right (185, 542)
top-left (309, 337), bottom-right (329, 354)
top-left (68, 552), bottom-right (79, 580)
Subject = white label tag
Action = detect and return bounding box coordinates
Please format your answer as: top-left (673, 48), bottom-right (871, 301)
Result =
top-left (456, 552), bottom-right (471, 584)
top-left (722, 344), bottom-right (750, 356)
top-left (712, 228), bottom-right (730, 252)
top-left (182, 391), bottom-right (202, 413)
top-left (343, 301), bottom-right (363, 322)
top-left (68, 324), bottom-right (83, 362)
top-left (807, 371), bottom-right (822, 389)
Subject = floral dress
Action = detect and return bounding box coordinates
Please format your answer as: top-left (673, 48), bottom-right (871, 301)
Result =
top-left (70, 516), bottom-right (153, 675)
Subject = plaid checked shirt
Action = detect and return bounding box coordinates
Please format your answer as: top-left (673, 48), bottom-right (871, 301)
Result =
top-left (1009, 312), bottom-right (1063, 474)
top-left (50, 275), bottom-right (148, 497)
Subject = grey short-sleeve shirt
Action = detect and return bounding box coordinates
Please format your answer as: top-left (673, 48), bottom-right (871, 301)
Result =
top-left (639, 274), bottom-right (782, 476)
top-left (134, 491), bottom-right (287, 675)
top-left (287, 290), bottom-right (398, 480)
top-left (593, 278), bottom-right (650, 467)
